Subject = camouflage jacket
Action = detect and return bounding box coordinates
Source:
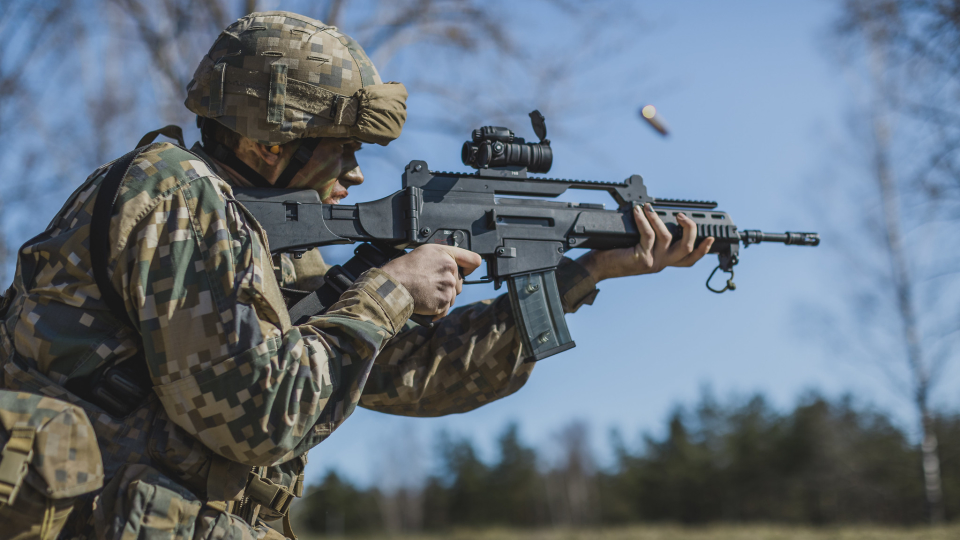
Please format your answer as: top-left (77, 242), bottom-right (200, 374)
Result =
top-left (0, 142), bottom-right (599, 504)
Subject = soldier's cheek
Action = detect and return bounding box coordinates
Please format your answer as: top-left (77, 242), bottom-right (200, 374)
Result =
top-left (289, 155), bottom-right (341, 196)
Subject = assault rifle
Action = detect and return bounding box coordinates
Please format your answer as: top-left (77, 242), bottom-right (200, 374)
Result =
top-left (234, 112), bottom-right (819, 363)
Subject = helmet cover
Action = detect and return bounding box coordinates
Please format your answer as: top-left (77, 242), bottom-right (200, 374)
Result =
top-left (185, 11), bottom-right (407, 146)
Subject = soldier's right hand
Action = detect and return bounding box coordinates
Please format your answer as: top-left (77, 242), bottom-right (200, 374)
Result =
top-left (381, 245), bottom-right (482, 317)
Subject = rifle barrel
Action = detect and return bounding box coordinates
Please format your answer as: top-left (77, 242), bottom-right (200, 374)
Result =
top-left (739, 230), bottom-right (820, 246)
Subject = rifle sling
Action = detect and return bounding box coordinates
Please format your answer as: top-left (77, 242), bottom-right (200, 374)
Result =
top-left (91, 148), bottom-right (144, 329)
top-left (82, 139), bottom-right (211, 417)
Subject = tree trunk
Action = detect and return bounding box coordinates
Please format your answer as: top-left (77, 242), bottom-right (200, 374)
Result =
top-left (921, 411), bottom-right (944, 523)
top-left (871, 107), bottom-right (945, 524)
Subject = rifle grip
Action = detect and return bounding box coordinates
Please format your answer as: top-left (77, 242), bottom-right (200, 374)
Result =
top-left (507, 270), bottom-right (576, 362)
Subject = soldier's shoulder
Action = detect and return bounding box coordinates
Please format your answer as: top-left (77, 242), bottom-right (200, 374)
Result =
top-left (125, 142), bottom-right (220, 187)
top-left (116, 142), bottom-right (227, 205)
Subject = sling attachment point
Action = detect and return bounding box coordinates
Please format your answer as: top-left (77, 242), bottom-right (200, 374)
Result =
top-left (0, 425), bottom-right (35, 506)
top-left (706, 265), bottom-right (736, 294)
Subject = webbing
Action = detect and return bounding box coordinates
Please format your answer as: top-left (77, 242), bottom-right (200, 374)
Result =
top-left (0, 424), bottom-right (35, 506)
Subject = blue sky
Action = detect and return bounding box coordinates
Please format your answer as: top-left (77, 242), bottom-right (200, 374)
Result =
top-left (298, 0), bottom-right (960, 487)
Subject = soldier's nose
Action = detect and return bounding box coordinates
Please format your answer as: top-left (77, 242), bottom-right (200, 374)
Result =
top-left (341, 166), bottom-right (364, 187)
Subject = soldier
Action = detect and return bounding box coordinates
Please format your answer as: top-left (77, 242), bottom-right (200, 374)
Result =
top-left (0, 11), bottom-right (713, 539)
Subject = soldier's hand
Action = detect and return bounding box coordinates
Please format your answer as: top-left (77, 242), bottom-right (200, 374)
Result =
top-left (381, 245), bottom-right (482, 317)
top-left (580, 203), bottom-right (715, 281)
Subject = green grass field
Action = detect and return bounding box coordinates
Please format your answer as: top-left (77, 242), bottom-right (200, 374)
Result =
top-left (298, 525), bottom-right (960, 540)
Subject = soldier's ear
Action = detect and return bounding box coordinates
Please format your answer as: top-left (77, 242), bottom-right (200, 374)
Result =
top-left (254, 143), bottom-right (282, 166)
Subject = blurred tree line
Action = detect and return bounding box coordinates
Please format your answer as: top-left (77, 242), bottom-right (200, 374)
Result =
top-left (295, 392), bottom-right (960, 535)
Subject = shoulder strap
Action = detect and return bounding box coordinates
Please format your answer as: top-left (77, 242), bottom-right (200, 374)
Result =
top-left (76, 140), bottom-right (208, 418)
top-left (136, 125), bottom-right (185, 148)
top-left (90, 135), bottom-right (205, 327)
top-left (0, 287), bottom-right (12, 320)
top-left (90, 147), bottom-right (145, 328)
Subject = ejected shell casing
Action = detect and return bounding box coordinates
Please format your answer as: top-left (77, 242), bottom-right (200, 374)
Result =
top-left (640, 105), bottom-right (669, 136)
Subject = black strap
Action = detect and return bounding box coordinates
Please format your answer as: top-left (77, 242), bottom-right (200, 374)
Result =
top-left (91, 133), bottom-right (205, 326)
top-left (91, 148), bottom-right (146, 328)
top-left (137, 125), bottom-right (186, 148)
top-left (286, 243), bottom-right (434, 328)
top-left (205, 138), bottom-right (274, 189)
top-left (273, 138), bottom-right (321, 189)
top-left (286, 243), bottom-right (403, 325)
top-left (0, 287), bottom-right (12, 320)
top-left (81, 135), bottom-right (208, 417)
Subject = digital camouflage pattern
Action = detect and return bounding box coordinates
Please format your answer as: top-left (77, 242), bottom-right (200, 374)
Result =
top-left (93, 463), bottom-right (285, 540)
top-left (185, 11), bottom-right (407, 146)
top-left (0, 390), bottom-right (103, 540)
top-left (0, 141), bottom-right (600, 537)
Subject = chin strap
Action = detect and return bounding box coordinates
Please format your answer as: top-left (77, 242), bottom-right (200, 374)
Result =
top-left (199, 117), bottom-right (321, 189)
top-left (273, 137), bottom-right (321, 188)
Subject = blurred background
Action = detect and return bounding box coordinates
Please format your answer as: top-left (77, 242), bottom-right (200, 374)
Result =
top-left (3, 0), bottom-right (960, 537)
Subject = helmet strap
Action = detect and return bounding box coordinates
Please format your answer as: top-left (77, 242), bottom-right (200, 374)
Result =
top-left (273, 138), bottom-right (321, 189)
top-left (199, 118), bottom-right (322, 190)
top-left (205, 138), bottom-right (273, 188)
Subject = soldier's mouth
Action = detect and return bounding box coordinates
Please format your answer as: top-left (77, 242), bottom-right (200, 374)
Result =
top-left (328, 188), bottom-right (348, 204)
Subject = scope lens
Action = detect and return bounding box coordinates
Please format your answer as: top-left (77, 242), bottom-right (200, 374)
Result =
top-left (462, 142), bottom-right (483, 168)
top-left (528, 144), bottom-right (552, 173)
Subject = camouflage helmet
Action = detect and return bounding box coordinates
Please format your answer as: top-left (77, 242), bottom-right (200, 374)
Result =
top-left (185, 11), bottom-right (407, 147)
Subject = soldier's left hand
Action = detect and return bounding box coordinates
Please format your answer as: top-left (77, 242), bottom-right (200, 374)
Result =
top-left (580, 202), bottom-right (715, 281)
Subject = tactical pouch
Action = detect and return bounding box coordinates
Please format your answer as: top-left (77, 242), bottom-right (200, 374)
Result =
top-left (94, 464), bottom-right (202, 540)
top-left (0, 390), bottom-right (104, 540)
top-left (95, 464), bottom-right (287, 540)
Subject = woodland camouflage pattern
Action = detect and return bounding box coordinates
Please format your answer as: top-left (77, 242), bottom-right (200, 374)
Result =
top-left (0, 142), bottom-right (599, 537)
top-left (185, 11), bottom-right (407, 146)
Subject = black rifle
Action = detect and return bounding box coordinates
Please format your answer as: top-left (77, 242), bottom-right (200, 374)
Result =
top-left (234, 112), bottom-right (818, 363)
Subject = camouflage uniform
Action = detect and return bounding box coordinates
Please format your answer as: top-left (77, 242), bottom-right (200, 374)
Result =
top-left (0, 10), bottom-right (601, 539)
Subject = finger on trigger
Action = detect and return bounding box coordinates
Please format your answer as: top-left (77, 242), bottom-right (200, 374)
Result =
top-left (634, 204), bottom-right (655, 253)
